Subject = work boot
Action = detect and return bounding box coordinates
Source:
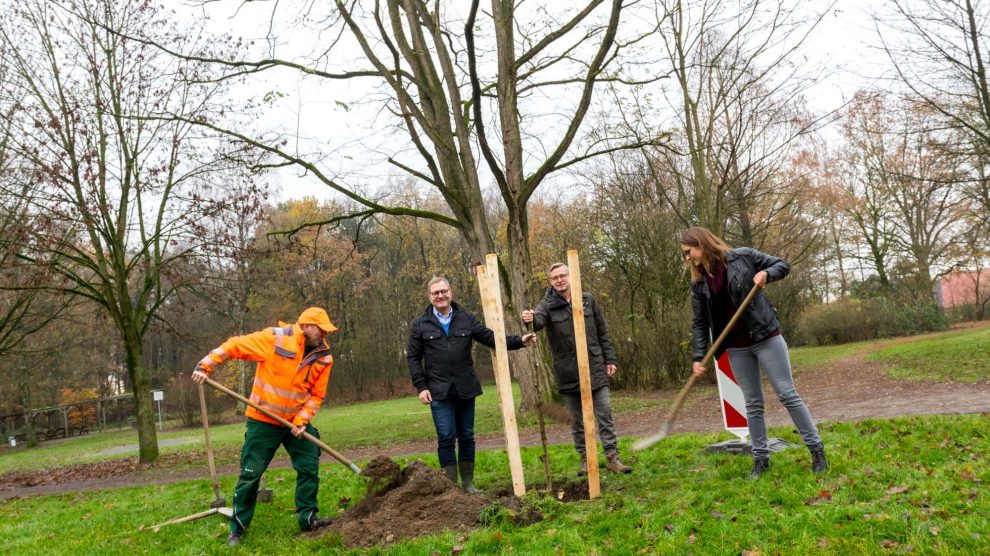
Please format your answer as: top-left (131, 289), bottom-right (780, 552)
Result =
top-left (458, 461), bottom-right (480, 494)
top-left (748, 457), bottom-right (771, 480)
top-left (442, 464), bottom-right (458, 486)
top-left (300, 514), bottom-right (333, 532)
top-left (226, 530), bottom-right (242, 547)
top-left (809, 443), bottom-right (829, 474)
top-left (605, 451), bottom-right (632, 474)
top-left (577, 452), bottom-right (588, 477)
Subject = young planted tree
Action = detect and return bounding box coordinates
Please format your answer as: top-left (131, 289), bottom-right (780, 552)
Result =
top-left (0, 0), bottom-right (255, 462)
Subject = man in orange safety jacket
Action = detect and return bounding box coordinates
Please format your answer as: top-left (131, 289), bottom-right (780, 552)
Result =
top-left (192, 307), bottom-right (337, 547)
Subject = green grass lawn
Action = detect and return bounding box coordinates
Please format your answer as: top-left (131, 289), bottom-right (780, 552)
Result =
top-left (1, 414), bottom-right (987, 554)
top-left (3, 325), bottom-right (987, 477)
top-left (865, 326), bottom-right (990, 383)
top-left (789, 339), bottom-right (874, 372)
top-left (0, 384), bottom-right (665, 476)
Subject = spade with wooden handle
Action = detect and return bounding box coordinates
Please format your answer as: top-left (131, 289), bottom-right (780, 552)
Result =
top-left (197, 383), bottom-right (226, 508)
top-left (148, 506), bottom-right (233, 532)
top-left (632, 284), bottom-right (761, 451)
top-left (202, 377), bottom-right (362, 474)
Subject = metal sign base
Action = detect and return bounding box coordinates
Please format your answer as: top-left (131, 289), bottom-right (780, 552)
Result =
top-left (704, 437), bottom-right (796, 456)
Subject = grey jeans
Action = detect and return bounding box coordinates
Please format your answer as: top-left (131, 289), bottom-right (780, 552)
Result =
top-left (562, 386), bottom-right (619, 454)
top-left (727, 335), bottom-right (822, 459)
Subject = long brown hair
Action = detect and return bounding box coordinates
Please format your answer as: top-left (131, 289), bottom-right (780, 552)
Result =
top-left (679, 227), bottom-right (732, 282)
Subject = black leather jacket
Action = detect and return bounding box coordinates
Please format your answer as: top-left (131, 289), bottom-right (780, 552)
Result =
top-left (691, 247), bottom-right (790, 361)
top-left (407, 302), bottom-right (524, 400)
top-left (531, 288), bottom-right (617, 394)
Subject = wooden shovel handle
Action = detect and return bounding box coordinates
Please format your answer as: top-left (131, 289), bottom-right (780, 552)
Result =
top-left (203, 377), bottom-right (362, 475)
top-left (197, 383), bottom-right (221, 499)
top-left (663, 284), bottom-right (763, 432)
top-left (150, 507), bottom-right (218, 532)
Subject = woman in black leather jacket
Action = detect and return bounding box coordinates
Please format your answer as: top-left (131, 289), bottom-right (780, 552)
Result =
top-left (680, 226), bottom-right (827, 479)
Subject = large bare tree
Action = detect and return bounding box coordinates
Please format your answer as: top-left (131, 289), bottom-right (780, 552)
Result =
top-left (0, 0), bottom-right (255, 462)
top-left (135, 0), bottom-right (661, 407)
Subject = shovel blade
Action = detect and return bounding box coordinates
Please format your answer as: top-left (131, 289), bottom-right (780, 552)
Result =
top-left (631, 423), bottom-right (672, 451)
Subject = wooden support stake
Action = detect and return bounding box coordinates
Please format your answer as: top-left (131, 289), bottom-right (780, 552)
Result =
top-left (476, 254), bottom-right (526, 496)
top-left (567, 250), bottom-right (600, 499)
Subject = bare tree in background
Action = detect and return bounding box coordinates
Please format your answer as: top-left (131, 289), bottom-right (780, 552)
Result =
top-left (647, 0), bottom-right (833, 246)
top-left (0, 0), bottom-right (257, 462)
top-left (841, 92), bottom-right (969, 298)
top-left (879, 0), bottom-right (990, 256)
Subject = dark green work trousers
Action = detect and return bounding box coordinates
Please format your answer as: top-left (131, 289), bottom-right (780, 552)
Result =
top-left (231, 418), bottom-right (321, 534)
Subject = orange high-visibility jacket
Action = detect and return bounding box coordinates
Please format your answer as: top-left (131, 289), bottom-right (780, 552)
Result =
top-left (196, 323), bottom-right (333, 427)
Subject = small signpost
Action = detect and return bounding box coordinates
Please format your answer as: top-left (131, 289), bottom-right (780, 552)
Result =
top-left (152, 389), bottom-right (164, 431)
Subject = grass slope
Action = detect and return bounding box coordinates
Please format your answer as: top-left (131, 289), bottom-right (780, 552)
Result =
top-left (865, 327), bottom-right (990, 383)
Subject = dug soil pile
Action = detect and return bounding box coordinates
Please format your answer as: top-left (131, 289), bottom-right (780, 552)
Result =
top-left (320, 456), bottom-right (536, 548)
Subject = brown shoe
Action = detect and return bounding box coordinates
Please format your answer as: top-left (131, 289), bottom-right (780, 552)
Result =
top-left (606, 451), bottom-right (632, 474)
top-left (577, 452), bottom-right (588, 477)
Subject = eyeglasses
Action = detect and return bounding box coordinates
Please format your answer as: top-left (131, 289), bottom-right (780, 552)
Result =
top-left (549, 274), bottom-right (569, 282)
top-left (430, 288), bottom-right (450, 297)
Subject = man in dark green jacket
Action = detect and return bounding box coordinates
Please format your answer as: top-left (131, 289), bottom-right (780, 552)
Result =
top-left (408, 276), bottom-right (536, 493)
top-left (523, 263), bottom-right (632, 475)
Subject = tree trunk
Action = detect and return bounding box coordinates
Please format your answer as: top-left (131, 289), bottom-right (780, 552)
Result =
top-left (490, 0), bottom-right (555, 410)
top-left (123, 326), bottom-right (159, 463)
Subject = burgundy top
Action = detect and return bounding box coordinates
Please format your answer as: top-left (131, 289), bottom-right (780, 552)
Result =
top-left (704, 261), bottom-right (779, 351)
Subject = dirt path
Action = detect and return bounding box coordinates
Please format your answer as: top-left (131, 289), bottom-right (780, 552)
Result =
top-left (3, 327), bottom-right (988, 501)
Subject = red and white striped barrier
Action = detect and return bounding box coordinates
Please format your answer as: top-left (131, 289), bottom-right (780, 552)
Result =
top-left (714, 352), bottom-right (749, 442)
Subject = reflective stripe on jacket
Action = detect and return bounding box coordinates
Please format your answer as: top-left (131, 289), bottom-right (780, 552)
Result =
top-left (196, 323), bottom-right (333, 427)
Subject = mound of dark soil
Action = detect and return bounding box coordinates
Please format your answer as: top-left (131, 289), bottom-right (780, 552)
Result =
top-left (321, 457), bottom-right (495, 547)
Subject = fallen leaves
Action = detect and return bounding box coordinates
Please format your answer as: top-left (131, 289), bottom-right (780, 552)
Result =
top-left (805, 489), bottom-right (833, 505)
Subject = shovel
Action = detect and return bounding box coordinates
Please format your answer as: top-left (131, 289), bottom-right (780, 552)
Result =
top-left (632, 284), bottom-right (761, 451)
top-left (148, 506), bottom-right (233, 532)
top-left (257, 473), bottom-right (273, 503)
top-left (197, 383), bottom-right (226, 508)
top-left (202, 377), bottom-right (363, 474)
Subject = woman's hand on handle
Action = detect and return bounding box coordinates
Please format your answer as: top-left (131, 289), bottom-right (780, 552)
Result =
top-left (754, 271), bottom-right (768, 288)
top-left (692, 361), bottom-right (707, 376)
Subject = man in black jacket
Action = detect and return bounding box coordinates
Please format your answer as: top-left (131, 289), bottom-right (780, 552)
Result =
top-left (522, 263), bottom-right (632, 475)
top-left (408, 276), bottom-right (536, 493)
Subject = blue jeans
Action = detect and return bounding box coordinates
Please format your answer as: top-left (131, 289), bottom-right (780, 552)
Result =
top-left (430, 395), bottom-right (476, 467)
top-left (728, 335), bottom-right (822, 459)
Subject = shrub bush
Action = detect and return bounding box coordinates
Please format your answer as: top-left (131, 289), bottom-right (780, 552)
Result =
top-left (795, 296), bottom-right (948, 346)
